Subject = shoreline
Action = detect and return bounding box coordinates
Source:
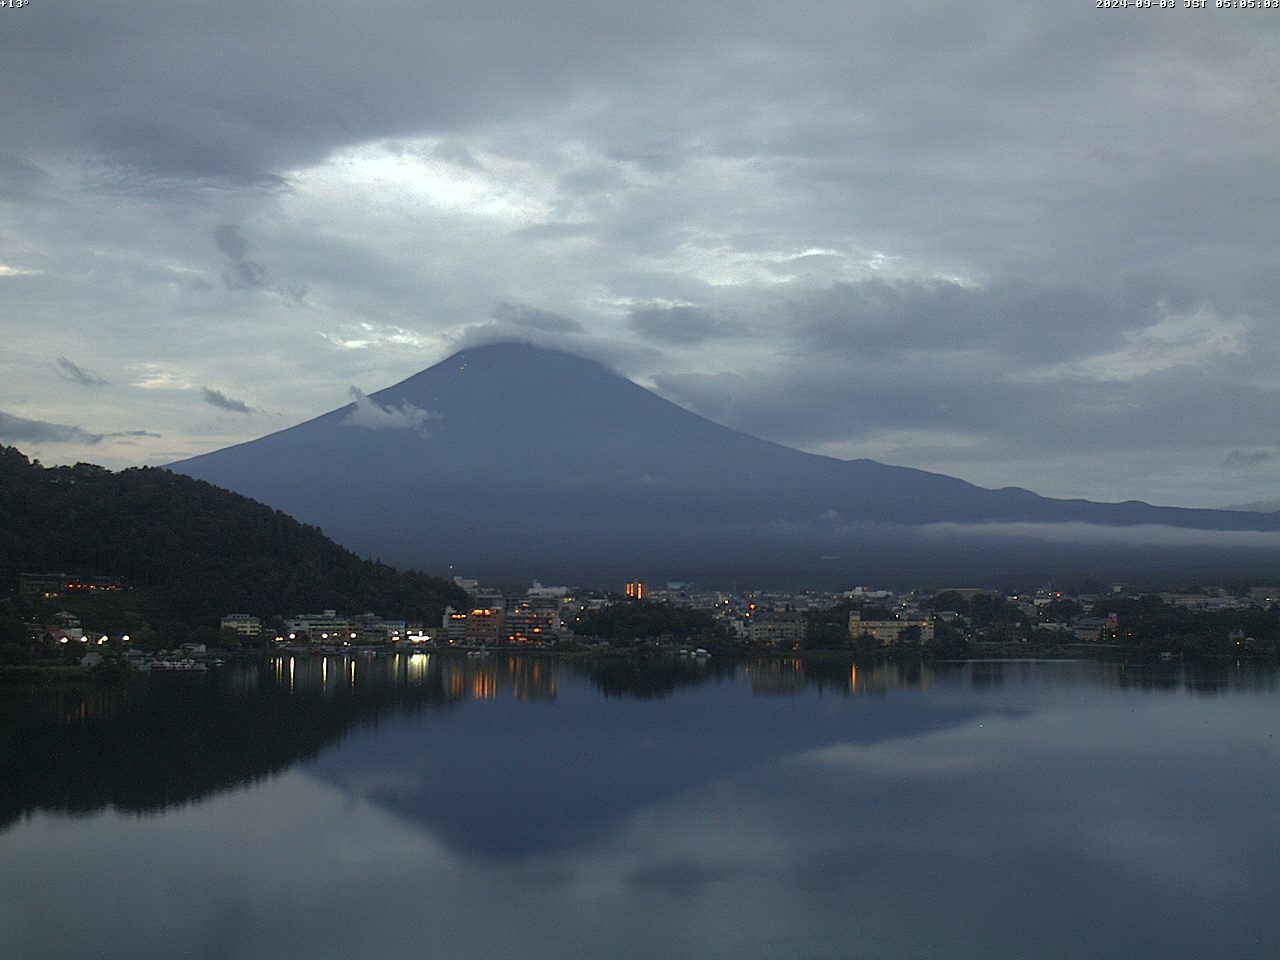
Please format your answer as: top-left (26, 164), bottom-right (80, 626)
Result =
top-left (6, 641), bottom-right (1269, 686)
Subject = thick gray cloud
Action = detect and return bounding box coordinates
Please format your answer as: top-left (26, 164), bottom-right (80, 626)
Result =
top-left (214, 224), bottom-right (269, 291)
top-left (627, 305), bottom-right (737, 344)
top-left (56, 357), bottom-right (107, 387)
top-left (1223, 449), bottom-right (1275, 470)
top-left (490, 303), bottom-right (583, 334)
top-left (1, 3), bottom-right (1277, 509)
top-left (213, 225), bottom-right (251, 263)
top-left (790, 279), bottom-right (1160, 362)
top-left (201, 388), bottom-right (254, 414)
top-left (0, 412), bottom-right (103, 445)
top-left (0, 413), bottom-right (161, 448)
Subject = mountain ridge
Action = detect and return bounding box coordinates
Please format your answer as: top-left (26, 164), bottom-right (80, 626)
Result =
top-left (0, 446), bottom-right (468, 640)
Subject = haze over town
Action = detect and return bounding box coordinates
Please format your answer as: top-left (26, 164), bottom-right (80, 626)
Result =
top-left (2, 3), bottom-right (1278, 509)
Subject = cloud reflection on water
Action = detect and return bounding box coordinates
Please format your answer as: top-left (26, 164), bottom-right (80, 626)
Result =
top-left (3, 659), bottom-right (1279, 959)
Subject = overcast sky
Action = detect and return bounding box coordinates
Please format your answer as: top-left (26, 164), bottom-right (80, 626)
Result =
top-left (2, 2), bottom-right (1278, 508)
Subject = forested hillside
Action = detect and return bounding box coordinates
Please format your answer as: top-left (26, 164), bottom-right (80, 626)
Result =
top-left (0, 446), bottom-right (468, 640)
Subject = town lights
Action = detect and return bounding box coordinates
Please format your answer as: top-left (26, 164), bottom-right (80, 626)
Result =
top-left (122, 634), bottom-right (130, 642)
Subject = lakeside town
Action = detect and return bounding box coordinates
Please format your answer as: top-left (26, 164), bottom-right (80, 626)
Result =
top-left (12, 570), bottom-right (1280, 673)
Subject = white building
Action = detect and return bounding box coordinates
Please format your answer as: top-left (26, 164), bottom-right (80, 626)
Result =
top-left (220, 613), bottom-right (263, 637)
top-left (285, 610), bottom-right (353, 641)
top-left (849, 611), bottom-right (934, 645)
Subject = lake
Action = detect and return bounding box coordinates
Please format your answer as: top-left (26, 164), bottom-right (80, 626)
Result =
top-left (3, 653), bottom-right (1279, 960)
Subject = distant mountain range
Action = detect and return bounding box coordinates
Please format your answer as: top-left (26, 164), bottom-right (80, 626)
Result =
top-left (170, 342), bottom-right (1280, 587)
top-left (1224, 499), bottom-right (1280, 513)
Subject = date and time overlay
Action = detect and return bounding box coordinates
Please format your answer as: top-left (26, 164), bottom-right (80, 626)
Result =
top-left (1097, 0), bottom-right (1279, 9)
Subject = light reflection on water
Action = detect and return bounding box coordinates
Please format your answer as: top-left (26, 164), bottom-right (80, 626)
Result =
top-left (2, 655), bottom-right (1279, 960)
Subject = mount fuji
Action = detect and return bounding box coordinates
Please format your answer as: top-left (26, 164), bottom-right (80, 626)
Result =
top-left (169, 342), bottom-right (1280, 587)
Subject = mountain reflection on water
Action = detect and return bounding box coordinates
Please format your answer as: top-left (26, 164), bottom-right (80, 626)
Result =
top-left (3, 653), bottom-right (1273, 839)
top-left (0, 653), bottom-right (973, 833)
top-left (4, 654), bottom-right (1280, 960)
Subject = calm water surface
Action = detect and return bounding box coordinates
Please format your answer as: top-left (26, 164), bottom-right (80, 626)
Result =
top-left (3, 654), bottom-right (1279, 960)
